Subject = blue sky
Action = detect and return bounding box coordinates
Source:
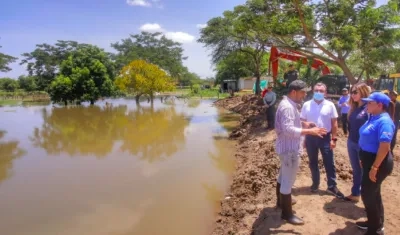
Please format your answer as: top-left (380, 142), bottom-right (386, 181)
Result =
top-left (0, 0), bottom-right (245, 79)
top-left (0, 0), bottom-right (387, 79)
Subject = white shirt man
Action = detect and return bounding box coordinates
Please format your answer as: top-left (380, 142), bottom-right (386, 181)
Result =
top-left (300, 82), bottom-right (344, 198)
top-left (301, 98), bottom-right (338, 133)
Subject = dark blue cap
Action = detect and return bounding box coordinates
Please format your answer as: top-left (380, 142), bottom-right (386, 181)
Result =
top-left (361, 92), bottom-right (391, 107)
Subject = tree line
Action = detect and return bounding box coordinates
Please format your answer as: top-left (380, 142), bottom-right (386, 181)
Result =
top-left (199, 0), bottom-right (400, 94)
top-left (0, 32), bottom-right (211, 105)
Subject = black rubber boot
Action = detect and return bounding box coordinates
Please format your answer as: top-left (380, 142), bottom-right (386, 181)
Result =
top-left (276, 183), bottom-right (281, 208)
top-left (281, 193), bottom-right (304, 225)
top-left (276, 183), bottom-right (296, 208)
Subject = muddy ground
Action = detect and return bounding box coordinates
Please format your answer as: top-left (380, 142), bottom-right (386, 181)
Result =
top-left (213, 95), bottom-right (400, 235)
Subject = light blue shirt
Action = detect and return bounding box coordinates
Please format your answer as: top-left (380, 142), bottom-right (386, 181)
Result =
top-left (338, 95), bottom-right (350, 114)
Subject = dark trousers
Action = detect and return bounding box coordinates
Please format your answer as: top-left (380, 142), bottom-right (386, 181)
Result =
top-left (390, 124), bottom-right (398, 150)
top-left (341, 113), bottom-right (348, 135)
top-left (266, 105), bottom-right (275, 129)
top-left (305, 133), bottom-right (337, 188)
top-left (360, 149), bottom-right (393, 233)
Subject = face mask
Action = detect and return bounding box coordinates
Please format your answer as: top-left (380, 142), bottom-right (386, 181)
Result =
top-left (313, 92), bottom-right (324, 101)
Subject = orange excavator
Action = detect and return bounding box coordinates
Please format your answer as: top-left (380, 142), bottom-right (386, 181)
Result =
top-left (268, 46), bottom-right (331, 84)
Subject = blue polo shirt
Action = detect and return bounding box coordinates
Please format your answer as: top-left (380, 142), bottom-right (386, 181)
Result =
top-left (359, 112), bottom-right (395, 153)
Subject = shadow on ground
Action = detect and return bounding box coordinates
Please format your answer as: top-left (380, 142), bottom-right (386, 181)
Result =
top-left (324, 198), bottom-right (365, 220)
top-left (251, 207), bottom-right (302, 235)
top-left (251, 207), bottom-right (365, 235)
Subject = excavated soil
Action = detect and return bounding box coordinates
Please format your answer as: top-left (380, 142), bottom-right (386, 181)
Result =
top-left (213, 95), bottom-right (400, 235)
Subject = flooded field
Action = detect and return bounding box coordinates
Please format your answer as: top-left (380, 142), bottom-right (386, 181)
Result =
top-left (0, 98), bottom-right (239, 235)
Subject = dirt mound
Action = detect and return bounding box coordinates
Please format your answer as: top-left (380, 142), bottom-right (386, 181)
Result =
top-left (213, 95), bottom-right (400, 235)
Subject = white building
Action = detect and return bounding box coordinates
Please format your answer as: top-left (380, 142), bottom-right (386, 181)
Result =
top-left (238, 76), bottom-right (273, 90)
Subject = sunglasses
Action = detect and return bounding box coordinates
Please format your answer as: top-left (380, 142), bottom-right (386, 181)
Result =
top-left (351, 90), bottom-right (358, 95)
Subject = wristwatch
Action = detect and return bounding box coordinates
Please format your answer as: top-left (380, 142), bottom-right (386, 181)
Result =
top-left (332, 138), bottom-right (338, 142)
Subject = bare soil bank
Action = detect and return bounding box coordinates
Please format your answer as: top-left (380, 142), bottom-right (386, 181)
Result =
top-left (213, 95), bottom-right (400, 235)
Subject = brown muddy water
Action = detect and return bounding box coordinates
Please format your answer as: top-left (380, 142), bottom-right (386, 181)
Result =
top-left (0, 98), bottom-right (239, 235)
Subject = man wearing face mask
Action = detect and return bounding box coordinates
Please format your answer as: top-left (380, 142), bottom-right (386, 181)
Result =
top-left (300, 82), bottom-right (345, 198)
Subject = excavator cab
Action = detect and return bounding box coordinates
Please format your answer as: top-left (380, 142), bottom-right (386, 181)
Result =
top-left (315, 75), bottom-right (350, 100)
top-left (375, 73), bottom-right (400, 101)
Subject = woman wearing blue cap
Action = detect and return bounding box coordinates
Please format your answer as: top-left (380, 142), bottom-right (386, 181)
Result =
top-left (356, 92), bottom-right (395, 235)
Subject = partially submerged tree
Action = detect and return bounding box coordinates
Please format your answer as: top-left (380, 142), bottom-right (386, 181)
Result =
top-left (47, 75), bottom-right (74, 106)
top-left (48, 44), bottom-right (116, 105)
top-left (114, 60), bottom-right (175, 103)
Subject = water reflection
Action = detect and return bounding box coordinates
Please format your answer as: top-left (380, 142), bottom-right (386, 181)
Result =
top-left (187, 99), bottom-right (201, 108)
top-left (30, 105), bottom-right (128, 157)
top-left (119, 105), bottom-right (189, 163)
top-left (30, 104), bottom-right (190, 162)
top-left (0, 99), bottom-right (238, 235)
top-left (0, 130), bottom-right (25, 184)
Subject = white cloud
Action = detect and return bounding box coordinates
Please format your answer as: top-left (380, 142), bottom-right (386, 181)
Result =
top-left (139, 23), bottom-right (163, 32)
top-left (139, 23), bottom-right (195, 44)
top-left (196, 24), bottom-right (207, 29)
top-left (165, 32), bottom-right (195, 43)
top-left (126, 0), bottom-right (151, 7)
top-left (126, 0), bottom-right (162, 8)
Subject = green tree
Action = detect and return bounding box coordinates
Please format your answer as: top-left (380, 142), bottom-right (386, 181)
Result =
top-left (18, 75), bottom-right (38, 92)
top-left (0, 44), bottom-right (17, 72)
top-left (201, 0), bottom-right (400, 85)
top-left (47, 44), bottom-right (116, 105)
top-left (178, 68), bottom-right (204, 87)
top-left (0, 78), bottom-right (19, 92)
top-left (214, 50), bottom-right (267, 85)
top-left (47, 75), bottom-right (74, 106)
top-left (20, 40), bottom-right (80, 90)
top-left (288, 0), bottom-right (400, 84)
top-left (198, 1), bottom-right (271, 94)
top-left (111, 32), bottom-right (187, 78)
top-left (115, 60), bottom-right (175, 103)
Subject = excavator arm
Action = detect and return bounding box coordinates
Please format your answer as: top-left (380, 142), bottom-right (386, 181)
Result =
top-left (269, 46), bottom-right (331, 83)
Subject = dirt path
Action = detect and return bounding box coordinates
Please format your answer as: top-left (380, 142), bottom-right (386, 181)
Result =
top-left (213, 95), bottom-right (400, 235)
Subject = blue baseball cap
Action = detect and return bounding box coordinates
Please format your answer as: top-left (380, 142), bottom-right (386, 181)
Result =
top-left (361, 92), bottom-right (391, 107)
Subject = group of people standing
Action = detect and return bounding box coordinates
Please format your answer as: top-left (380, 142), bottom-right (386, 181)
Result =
top-left (270, 79), bottom-right (396, 235)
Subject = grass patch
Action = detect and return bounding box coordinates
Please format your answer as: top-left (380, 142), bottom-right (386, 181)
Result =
top-left (0, 100), bottom-right (22, 106)
top-left (160, 88), bottom-right (254, 99)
